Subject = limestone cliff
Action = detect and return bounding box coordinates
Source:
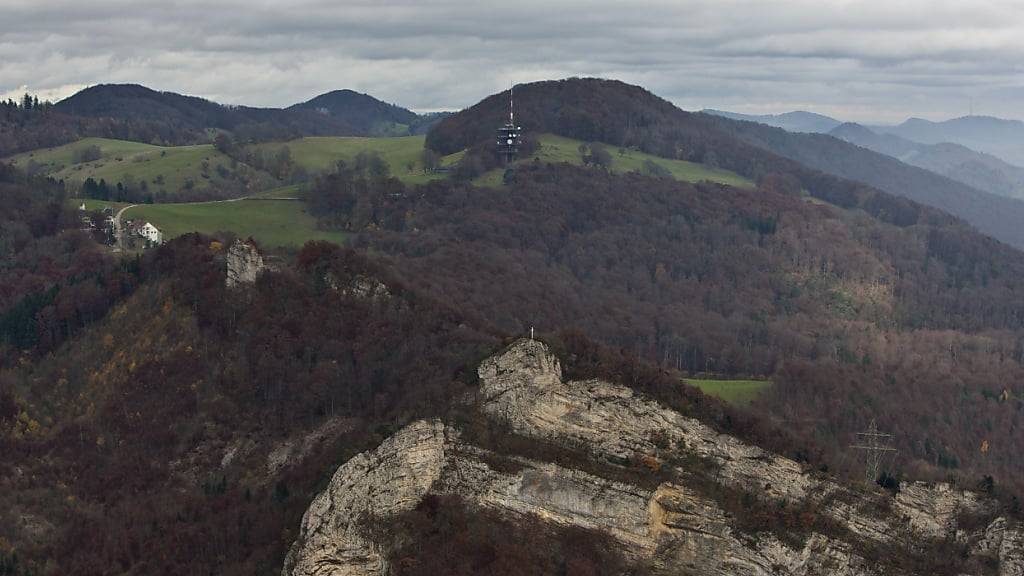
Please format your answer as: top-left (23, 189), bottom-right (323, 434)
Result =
top-left (284, 339), bottom-right (1024, 576)
top-left (225, 239), bottom-right (266, 288)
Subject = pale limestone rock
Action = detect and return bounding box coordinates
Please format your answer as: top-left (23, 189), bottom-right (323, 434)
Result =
top-left (980, 517), bottom-right (1024, 576)
top-left (283, 420), bottom-right (448, 576)
top-left (894, 481), bottom-right (982, 539)
top-left (226, 239), bottom-right (265, 288)
top-left (266, 417), bottom-right (354, 476)
top-left (283, 419), bottom-right (876, 576)
top-left (284, 339), bottom-right (1017, 576)
top-left (478, 338), bottom-right (811, 501)
top-left (325, 272), bottom-right (391, 300)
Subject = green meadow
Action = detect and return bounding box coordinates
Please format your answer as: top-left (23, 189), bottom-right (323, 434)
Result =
top-left (474, 133), bottom-right (754, 188)
top-left (684, 378), bottom-right (771, 406)
top-left (124, 199), bottom-right (346, 248)
top-left (245, 136), bottom-right (464, 185)
top-left (9, 137), bottom-right (276, 196)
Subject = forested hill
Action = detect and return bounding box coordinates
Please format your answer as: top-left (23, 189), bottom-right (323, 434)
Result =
top-left (52, 83), bottom-right (372, 140)
top-left (427, 77), bottom-right (1024, 249)
top-left (289, 89), bottom-right (440, 135)
top-left (0, 84), bottom-right (435, 156)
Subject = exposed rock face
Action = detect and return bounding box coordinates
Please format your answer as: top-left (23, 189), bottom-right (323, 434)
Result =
top-left (478, 339), bottom-right (811, 502)
top-left (284, 339), bottom-right (1021, 576)
top-left (980, 517), bottom-right (1024, 576)
top-left (324, 272), bottom-right (391, 300)
top-left (225, 239), bottom-right (265, 288)
top-left (283, 419), bottom-right (876, 576)
top-left (283, 420), bottom-right (448, 576)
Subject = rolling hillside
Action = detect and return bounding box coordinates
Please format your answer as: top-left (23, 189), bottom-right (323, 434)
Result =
top-left (9, 137), bottom-right (277, 201)
top-left (429, 78), bottom-right (1024, 249)
top-left (244, 136), bottom-right (463, 184)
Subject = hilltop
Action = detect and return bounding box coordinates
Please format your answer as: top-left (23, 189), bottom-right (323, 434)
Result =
top-left (289, 89), bottom-right (441, 136)
top-left (427, 77), bottom-right (1024, 249)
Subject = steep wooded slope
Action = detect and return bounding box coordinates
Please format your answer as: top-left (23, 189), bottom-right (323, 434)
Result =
top-left (320, 156), bottom-right (1024, 496)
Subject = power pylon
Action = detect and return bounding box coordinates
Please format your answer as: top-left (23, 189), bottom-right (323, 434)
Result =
top-left (850, 419), bottom-right (897, 485)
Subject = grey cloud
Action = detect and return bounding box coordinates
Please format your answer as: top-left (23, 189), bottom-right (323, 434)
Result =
top-left (1, 0), bottom-right (1023, 122)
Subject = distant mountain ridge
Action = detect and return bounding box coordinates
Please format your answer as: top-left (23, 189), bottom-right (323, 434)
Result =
top-left (0, 84), bottom-right (445, 156)
top-left (54, 83), bottom-right (433, 139)
top-left (830, 121), bottom-right (1024, 200)
top-left (702, 109), bottom-right (843, 133)
top-left (875, 115), bottom-right (1024, 166)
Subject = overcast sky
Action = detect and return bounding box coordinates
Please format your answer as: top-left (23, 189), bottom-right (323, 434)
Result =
top-left (2, 0), bottom-right (1023, 123)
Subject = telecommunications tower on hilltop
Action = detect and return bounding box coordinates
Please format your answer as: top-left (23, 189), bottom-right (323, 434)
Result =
top-left (497, 84), bottom-right (522, 165)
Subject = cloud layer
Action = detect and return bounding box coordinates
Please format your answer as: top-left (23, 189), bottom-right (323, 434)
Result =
top-left (2, 0), bottom-right (1023, 122)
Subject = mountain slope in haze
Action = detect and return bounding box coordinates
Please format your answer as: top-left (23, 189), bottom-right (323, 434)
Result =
top-left (699, 112), bottom-right (1024, 250)
top-left (877, 115), bottom-right (1024, 166)
top-left (428, 77), bottom-right (1024, 249)
top-left (703, 108), bottom-right (843, 133)
top-left (830, 122), bottom-right (1024, 200)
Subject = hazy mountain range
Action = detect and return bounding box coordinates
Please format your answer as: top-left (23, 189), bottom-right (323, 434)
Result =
top-left (706, 108), bottom-right (1024, 200)
top-left (701, 109), bottom-right (843, 133)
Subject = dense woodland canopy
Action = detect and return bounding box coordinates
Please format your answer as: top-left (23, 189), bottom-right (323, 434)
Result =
top-left (7, 77), bottom-right (1024, 574)
top-left (0, 187), bottom-right (787, 574)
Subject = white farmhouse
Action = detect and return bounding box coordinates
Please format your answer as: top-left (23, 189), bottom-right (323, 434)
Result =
top-left (139, 222), bottom-right (163, 245)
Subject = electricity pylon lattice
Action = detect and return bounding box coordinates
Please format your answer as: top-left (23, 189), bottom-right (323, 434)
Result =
top-left (850, 419), bottom-right (897, 485)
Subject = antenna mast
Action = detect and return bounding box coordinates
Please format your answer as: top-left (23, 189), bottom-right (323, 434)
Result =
top-left (496, 82), bottom-right (522, 165)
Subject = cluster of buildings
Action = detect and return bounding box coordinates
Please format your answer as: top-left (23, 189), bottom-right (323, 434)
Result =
top-left (78, 203), bottom-right (163, 247)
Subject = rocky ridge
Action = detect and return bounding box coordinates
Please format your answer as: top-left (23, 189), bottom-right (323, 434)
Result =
top-left (284, 339), bottom-right (1024, 575)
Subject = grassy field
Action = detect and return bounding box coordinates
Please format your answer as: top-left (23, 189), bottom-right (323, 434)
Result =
top-left (9, 137), bottom-right (277, 197)
top-left (10, 137), bottom-right (160, 171)
top-left (124, 199), bottom-right (347, 248)
top-left (246, 136), bottom-right (463, 185)
top-left (684, 378), bottom-right (771, 406)
top-left (474, 134), bottom-right (754, 188)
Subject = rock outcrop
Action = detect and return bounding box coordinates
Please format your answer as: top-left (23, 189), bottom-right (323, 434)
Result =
top-left (283, 419), bottom-right (877, 576)
top-left (324, 271), bottom-right (391, 300)
top-left (225, 239), bottom-right (266, 288)
top-left (284, 339), bottom-right (1024, 576)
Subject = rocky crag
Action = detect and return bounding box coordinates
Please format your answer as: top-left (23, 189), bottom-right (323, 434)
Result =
top-left (225, 238), bottom-right (266, 288)
top-left (284, 339), bottom-right (1024, 576)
